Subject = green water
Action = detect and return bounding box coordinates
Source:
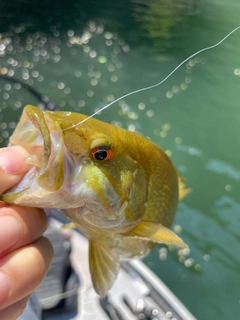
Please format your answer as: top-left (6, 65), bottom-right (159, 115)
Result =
top-left (0, 1), bottom-right (240, 319)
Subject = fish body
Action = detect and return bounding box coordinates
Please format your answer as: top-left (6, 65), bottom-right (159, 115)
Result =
top-left (1, 105), bottom-right (189, 296)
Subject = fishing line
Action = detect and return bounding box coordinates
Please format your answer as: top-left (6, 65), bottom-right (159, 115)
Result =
top-left (61, 25), bottom-right (240, 131)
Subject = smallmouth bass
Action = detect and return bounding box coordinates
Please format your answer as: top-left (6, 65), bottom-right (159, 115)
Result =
top-left (1, 105), bottom-right (189, 296)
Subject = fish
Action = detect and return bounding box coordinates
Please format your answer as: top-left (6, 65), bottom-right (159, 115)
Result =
top-left (0, 105), bottom-right (190, 297)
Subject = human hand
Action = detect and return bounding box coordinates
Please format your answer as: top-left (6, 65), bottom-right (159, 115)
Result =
top-left (0, 146), bottom-right (54, 320)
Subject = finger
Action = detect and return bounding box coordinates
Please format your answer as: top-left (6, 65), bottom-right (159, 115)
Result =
top-left (0, 295), bottom-right (30, 320)
top-left (0, 236), bottom-right (53, 310)
top-left (0, 205), bottom-right (48, 257)
top-left (0, 146), bottom-right (31, 195)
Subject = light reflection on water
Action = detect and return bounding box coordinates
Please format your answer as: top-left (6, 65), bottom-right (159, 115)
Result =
top-left (206, 159), bottom-right (240, 181)
top-left (0, 1), bottom-right (240, 319)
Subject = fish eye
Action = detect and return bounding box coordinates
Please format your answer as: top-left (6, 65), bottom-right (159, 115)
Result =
top-left (91, 146), bottom-right (114, 161)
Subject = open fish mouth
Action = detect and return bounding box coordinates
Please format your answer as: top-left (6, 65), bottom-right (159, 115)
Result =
top-left (1, 105), bottom-right (87, 208)
top-left (10, 105), bottom-right (66, 192)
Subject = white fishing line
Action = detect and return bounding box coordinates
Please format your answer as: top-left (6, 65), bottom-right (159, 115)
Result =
top-left (63, 26), bottom-right (240, 131)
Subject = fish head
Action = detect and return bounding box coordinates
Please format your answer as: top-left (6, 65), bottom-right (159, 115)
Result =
top-left (2, 105), bottom-right (148, 231)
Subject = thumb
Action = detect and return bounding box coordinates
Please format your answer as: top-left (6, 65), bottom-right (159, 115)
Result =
top-left (0, 146), bottom-right (31, 195)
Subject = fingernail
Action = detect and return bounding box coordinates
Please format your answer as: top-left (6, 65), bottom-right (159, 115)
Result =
top-left (0, 271), bottom-right (11, 303)
top-left (0, 148), bottom-right (10, 174)
top-left (0, 215), bottom-right (22, 254)
top-left (0, 147), bottom-right (30, 175)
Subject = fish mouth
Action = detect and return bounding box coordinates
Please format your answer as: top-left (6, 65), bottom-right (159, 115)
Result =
top-left (2, 105), bottom-right (88, 207)
top-left (8, 105), bottom-right (66, 192)
top-left (13, 105), bottom-right (83, 192)
top-left (25, 105), bottom-right (66, 192)
top-left (9, 105), bottom-right (80, 190)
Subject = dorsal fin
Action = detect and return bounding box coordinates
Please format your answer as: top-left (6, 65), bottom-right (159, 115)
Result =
top-left (89, 240), bottom-right (120, 297)
top-left (178, 175), bottom-right (191, 200)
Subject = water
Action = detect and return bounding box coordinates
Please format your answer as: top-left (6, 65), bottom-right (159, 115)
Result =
top-left (0, 1), bottom-right (240, 319)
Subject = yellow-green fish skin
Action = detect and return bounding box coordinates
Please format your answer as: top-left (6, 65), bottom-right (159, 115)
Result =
top-left (1, 105), bottom-right (189, 296)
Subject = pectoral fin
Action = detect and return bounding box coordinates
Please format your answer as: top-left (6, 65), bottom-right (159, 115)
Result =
top-left (89, 240), bottom-right (120, 297)
top-left (124, 221), bottom-right (188, 248)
